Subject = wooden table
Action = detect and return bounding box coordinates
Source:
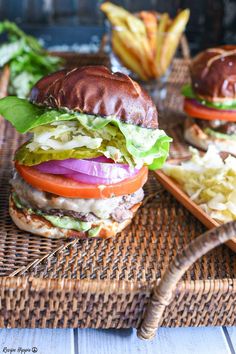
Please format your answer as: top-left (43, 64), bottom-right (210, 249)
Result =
top-left (0, 327), bottom-right (235, 353)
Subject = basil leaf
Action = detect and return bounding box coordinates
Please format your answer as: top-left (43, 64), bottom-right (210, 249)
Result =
top-left (0, 20), bottom-right (62, 98)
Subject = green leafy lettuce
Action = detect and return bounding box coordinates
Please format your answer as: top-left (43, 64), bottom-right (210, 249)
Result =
top-left (0, 96), bottom-right (171, 170)
top-left (204, 128), bottom-right (236, 141)
top-left (182, 84), bottom-right (236, 110)
top-left (43, 214), bottom-right (91, 232)
top-left (12, 193), bottom-right (101, 236)
top-left (0, 20), bottom-right (62, 98)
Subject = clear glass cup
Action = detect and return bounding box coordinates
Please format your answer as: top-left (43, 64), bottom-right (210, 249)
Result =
top-left (105, 19), bottom-right (184, 109)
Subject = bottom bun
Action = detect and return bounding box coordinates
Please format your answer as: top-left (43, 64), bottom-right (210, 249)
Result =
top-left (9, 196), bottom-right (141, 239)
top-left (184, 118), bottom-right (236, 155)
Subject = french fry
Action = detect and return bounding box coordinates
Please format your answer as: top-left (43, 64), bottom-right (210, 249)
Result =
top-left (159, 9), bottom-right (190, 75)
top-left (124, 14), bottom-right (157, 77)
top-left (112, 30), bottom-right (148, 81)
top-left (101, 2), bottom-right (189, 80)
top-left (101, 2), bottom-right (156, 79)
top-left (139, 11), bottom-right (158, 57)
top-left (155, 13), bottom-right (170, 77)
top-left (112, 27), bottom-right (153, 79)
top-left (101, 2), bottom-right (145, 33)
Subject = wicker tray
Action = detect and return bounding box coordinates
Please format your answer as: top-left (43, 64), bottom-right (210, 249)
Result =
top-left (0, 58), bottom-right (236, 339)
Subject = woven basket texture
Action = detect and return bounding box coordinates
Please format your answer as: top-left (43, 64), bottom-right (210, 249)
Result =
top-left (0, 57), bottom-right (235, 329)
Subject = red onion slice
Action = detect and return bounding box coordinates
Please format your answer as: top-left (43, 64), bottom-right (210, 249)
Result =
top-left (57, 158), bottom-right (138, 179)
top-left (65, 172), bottom-right (123, 185)
top-left (35, 161), bottom-right (71, 174)
top-left (35, 157), bottom-right (139, 180)
top-left (87, 156), bottom-right (114, 163)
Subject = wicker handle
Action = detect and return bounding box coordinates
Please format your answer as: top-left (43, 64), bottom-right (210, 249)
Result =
top-left (137, 220), bottom-right (236, 340)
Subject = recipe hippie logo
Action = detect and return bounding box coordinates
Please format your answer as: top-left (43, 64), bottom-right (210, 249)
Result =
top-left (2, 348), bottom-right (38, 353)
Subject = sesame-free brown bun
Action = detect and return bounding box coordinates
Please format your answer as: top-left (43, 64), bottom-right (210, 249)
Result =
top-left (30, 66), bottom-right (158, 129)
top-left (191, 45), bottom-right (236, 102)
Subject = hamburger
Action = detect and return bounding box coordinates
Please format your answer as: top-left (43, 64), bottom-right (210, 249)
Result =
top-left (182, 45), bottom-right (236, 154)
top-left (0, 66), bottom-right (171, 239)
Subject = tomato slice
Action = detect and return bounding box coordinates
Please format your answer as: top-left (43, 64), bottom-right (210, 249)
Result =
top-left (15, 162), bottom-right (148, 199)
top-left (184, 98), bottom-right (236, 122)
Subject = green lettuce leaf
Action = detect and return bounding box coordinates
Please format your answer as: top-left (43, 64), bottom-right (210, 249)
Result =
top-left (204, 128), bottom-right (236, 141)
top-left (0, 97), bottom-right (44, 132)
top-left (12, 193), bottom-right (92, 233)
top-left (0, 96), bottom-right (171, 169)
top-left (181, 84), bottom-right (236, 110)
top-left (42, 214), bottom-right (91, 232)
top-left (0, 97), bottom-right (78, 133)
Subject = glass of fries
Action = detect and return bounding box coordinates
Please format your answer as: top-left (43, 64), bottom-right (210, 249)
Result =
top-left (101, 2), bottom-right (190, 106)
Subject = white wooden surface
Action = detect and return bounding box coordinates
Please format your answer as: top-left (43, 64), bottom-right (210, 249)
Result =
top-left (0, 329), bottom-right (74, 354)
top-left (0, 327), bottom-right (235, 354)
top-left (226, 327), bottom-right (236, 353)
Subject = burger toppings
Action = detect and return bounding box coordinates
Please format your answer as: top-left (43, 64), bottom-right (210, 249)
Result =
top-left (191, 118), bottom-right (236, 140)
top-left (0, 96), bottom-right (171, 170)
top-left (182, 84), bottom-right (236, 111)
top-left (197, 119), bottom-right (236, 133)
top-left (34, 157), bottom-right (140, 185)
top-left (14, 162), bottom-right (148, 199)
top-left (11, 172), bottom-right (144, 223)
top-left (183, 97), bottom-right (236, 122)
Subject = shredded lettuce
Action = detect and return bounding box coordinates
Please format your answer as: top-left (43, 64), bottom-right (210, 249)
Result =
top-left (0, 96), bottom-right (171, 169)
top-left (28, 121), bottom-right (103, 151)
top-left (182, 84), bottom-right (236, 110)
top-left (163, 146), bottom-right (236, 223)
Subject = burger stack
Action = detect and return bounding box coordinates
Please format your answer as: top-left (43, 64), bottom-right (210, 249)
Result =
top-left (0, 66), bottom-right (171, 239)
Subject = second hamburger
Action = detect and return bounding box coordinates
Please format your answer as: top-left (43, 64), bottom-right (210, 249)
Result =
top-left (182, 45), bottom-right (236, 155)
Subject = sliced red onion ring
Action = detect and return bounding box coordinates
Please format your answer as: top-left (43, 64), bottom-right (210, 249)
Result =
top-left (57, 158), bottom-right (138, 179)
top-left (87, 156), bottom-right (114, 163)
top-left (35, 161), bottom-right (71, 174)
top-left (35, 157), bottom-right (139, 179)
top-left (65, 172), bottom-right (123, 185)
